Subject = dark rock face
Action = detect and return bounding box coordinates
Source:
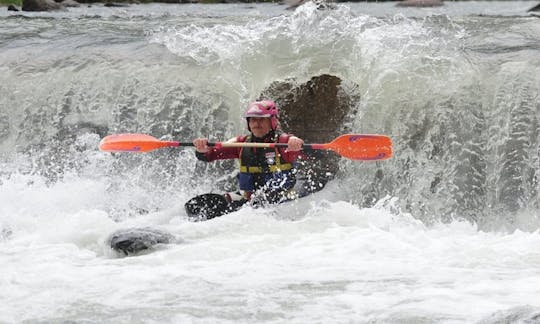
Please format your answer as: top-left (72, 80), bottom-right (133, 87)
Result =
top-left (260, 74), bottom-right (359, 193)
top-left (528, 3), bottom-right (540, 13)
top-left (396, 0), bottom-right (444, 7)
top-left (264, 74), bottom-right (355, 143)
top-left (21, 0), bottom-right (78, 11)
top-left (22, 0), bottom-right (62, 11)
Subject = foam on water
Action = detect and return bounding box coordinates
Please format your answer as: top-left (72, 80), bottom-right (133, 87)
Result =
top-left (3, 171), bottom-right (540, 322)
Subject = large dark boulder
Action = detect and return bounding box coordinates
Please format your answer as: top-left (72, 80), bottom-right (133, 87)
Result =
top-left (22, 0), bottom-right (62, 11)
top-left (269, 75), bottom-right (355, 142)
top-left (260, 74), bottom-right (359, 194)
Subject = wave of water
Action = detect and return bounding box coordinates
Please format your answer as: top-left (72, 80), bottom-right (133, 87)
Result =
top-left (1, 2), bottom-right (540, 322)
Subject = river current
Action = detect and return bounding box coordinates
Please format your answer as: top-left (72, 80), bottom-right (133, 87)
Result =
top-left (1, 1), bottom-right (539, 323)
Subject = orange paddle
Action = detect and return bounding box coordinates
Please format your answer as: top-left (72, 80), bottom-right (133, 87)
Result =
top-left (99, 133), bottom-right (392, 161)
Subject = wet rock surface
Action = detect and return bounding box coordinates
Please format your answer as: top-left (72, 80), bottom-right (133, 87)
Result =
top-left (109, 227), bottom-right (175, 255)
top-left (22, 0), bottom-right (63, 11)
top-left (261, 74), bottom-right (359, 194)
top-left (396, 0), bottom-right (444, 7)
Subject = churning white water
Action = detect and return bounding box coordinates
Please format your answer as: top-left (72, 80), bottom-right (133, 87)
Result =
top-left (1, 1), bottom-right (540, 323)
top-left (3, 175), bottom-right (540, 323)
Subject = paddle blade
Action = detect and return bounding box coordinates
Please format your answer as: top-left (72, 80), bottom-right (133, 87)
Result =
top-left (99, 134), bottom-right (178, 152)
top-left (325, 134), bottom-right (392, 160)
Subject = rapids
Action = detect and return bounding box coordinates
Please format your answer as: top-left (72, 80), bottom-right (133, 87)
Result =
top-left (1, 2), bottom-right (539, 323)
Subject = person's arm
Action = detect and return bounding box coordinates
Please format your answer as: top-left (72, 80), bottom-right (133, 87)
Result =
top-left (279, 134), bottom-right (305, 162)
top-left (193, 137), bottom-right (242, 162)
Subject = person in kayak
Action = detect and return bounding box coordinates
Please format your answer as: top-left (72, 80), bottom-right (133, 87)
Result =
top-left (193, 100), bottom-right (304, 206)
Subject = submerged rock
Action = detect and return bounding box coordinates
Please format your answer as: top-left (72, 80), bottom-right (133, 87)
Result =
top-left (104, 2), bottom-right (129, 7)
top-left (1, 226), bottom-right (13, 242)
top-left (396, 0), bottom-right (444, 7)
top-left (108, 227), bottom-right (175, 255)
top-left (528, 3), bottom-right (540, 16)
top-left (528, 3), bottom-right (540, 12)
top-left (478, 306), bottom-right (540, 324)
top-left (285, 0), bottom-right (336, 11)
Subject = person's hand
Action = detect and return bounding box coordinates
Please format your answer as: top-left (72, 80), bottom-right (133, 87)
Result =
top-left (193, 138), bottom-right (210, 153)
top-left (286, 136), bottom-right (304, 152)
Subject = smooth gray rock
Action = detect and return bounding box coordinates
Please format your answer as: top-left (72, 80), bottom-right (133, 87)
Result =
top-left (108, 227), bottom-right (175, 255)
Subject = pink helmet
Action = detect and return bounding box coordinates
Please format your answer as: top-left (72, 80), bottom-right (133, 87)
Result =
top-left (245, 100), bottom-right (279, 131)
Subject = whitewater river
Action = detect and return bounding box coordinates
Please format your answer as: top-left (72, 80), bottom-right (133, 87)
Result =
top-left (1, 1), bottom-right (539, 323)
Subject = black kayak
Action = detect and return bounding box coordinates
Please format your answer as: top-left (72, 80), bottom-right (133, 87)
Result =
top-left (184, 193), bottom-right (246, 220)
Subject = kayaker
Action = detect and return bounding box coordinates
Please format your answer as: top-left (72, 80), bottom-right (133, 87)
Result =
top-left (193, 100), bottom-right (304, 206)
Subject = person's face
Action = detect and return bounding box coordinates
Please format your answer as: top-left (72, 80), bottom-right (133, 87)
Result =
top-left (249, 117), bottom-right (272, 137)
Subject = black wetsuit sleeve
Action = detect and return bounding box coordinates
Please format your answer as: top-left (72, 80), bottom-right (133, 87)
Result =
top-left (195, 151), bottom-right (210, 162)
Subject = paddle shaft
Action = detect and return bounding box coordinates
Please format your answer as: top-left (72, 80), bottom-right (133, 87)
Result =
top-left (206, 142), bottom-right (320, 150)
top-left (161, 142), bottom-right (320, 149)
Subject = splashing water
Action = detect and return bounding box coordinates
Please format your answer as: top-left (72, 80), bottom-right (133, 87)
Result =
top-left (1, 2), bottom-right (540, 323)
